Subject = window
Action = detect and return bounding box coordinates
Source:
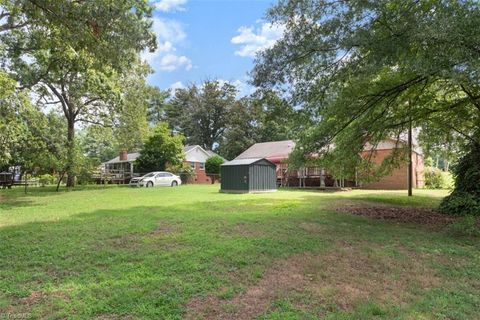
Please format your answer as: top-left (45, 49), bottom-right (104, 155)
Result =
top-left (190, 162), bottom-right (196, 169)
top-left (199, 162), bottom-right (205, 170)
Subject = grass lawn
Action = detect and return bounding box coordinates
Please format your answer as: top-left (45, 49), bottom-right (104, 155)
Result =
top-left (0, 185), bottom-right (479, 319)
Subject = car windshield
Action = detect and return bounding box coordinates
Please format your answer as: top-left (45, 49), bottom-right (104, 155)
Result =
top-left (142, 173), bottom-right (156, 178)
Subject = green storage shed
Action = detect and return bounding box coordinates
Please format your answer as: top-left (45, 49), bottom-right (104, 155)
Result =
top-left (220, 158), bottom-right (277, 193)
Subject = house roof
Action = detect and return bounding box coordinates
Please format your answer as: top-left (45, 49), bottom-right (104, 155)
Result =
top-left (184, 145), bottom-right (225, 162)
top-left (105, 152), bottom-right (140, 164)
top-left (221, 158), bottom-right (275, 166)
top-left (235, 140), bottom-right (296, 162)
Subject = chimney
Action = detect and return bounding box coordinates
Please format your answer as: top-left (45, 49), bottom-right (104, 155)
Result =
top-left (119, 150), bottom-right (128, 161)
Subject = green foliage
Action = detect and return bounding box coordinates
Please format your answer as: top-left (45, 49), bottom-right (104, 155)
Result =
top-left (440, 192), bottom-right (480, 216)
top-left (218, 89), bottom-right (298, 160)
top-left (205, 156), bottom-right (224, 174)
top-left (166, 80), bottom-right (237, 150)
top-left (1, 1), bottom-right (156, 187)
top-left (80, 126), bottom-right (118, 164)
top-left (253, 0), bottom-right (480, 189)
top-left (114, 62), bottom-right (154, 152)
top-left (425, 167), bottom-right (446, 189)
top-left (166, 162), bottom-right (195, 184)
top-left (135, 123), bottom-right (184, 173)
top-left (440, 143), bottom-right (480, 216)
top-left (445, 216), bottom-right (480, 237)
top-left (38, 174), bottom-right (55, 187)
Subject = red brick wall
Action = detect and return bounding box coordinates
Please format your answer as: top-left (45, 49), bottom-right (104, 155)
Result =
top-left (360, 149), bottom-right (425, 190)
top-left (184, 161), bottom-right (211, 184)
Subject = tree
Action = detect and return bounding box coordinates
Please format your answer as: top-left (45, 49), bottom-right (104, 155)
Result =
top-left (165, 80), bottom-right (237, 150)
top-left (205, 156), bottom-right (224, 175)
top-left (135, 123), bottom-right (185, 173)
top-left (205, 155), bottom-right (224, 184)
top-left (217, 97), bottom-right (261, 160)
top-left (114, 62), bottom-right (154, 152)
top-left (3, 1), bottom-right (156, 187)
top-left (218, 90), bottom-right (299, 160)
top-left (252, 89), bottom-right (299, 142)
top-left (253, 0), bottom-right (480, 198)
top-left (79, 126), bottom-right (117, 164)
top-left (147, 88), bottom-right (170, 126)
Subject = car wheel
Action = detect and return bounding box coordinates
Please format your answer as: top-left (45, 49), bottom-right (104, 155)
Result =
top-left (171, 181), bottom-right (178, 187)
top-left (146, 181), bottom-right (153, 188)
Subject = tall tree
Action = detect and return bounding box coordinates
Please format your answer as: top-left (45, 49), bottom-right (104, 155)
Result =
top-left (253, 0), bottom-right (480, 195)
top-left (217, 97), bottom-right (261, 160)
top-left (114, 62), bottom-right (154, 152)
top-left (147, 88), bottom-right (170, 126)
top-left (135, 123), bottom-right (184, 173)
top-left (2, 1), bottom-right (156, 187)
top-left (165, 80), bottom-right (237, 150)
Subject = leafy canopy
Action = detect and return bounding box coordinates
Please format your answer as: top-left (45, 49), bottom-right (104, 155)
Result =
top-left (135, 123), bottom-right (185, 173)
top-left (205, 156), bottom-right (224, 175)
top-left (253, 0), bottom-right (480, 163)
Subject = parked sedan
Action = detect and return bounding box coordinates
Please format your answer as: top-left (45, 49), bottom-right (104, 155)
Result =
top-left (129, 172), bottom-right (182, 188)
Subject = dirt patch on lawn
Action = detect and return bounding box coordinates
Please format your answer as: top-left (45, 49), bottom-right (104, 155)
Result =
top-left (107, 221), bottom-right (180, 249)
top-left (223, 222), bottom-right (265, 237)
top-left (185, 253), bottom-right (311, 320)
top-left (149, 221), bottom-right (178, 236)
top-left (184, 245), bottom-right (439, 319)
top-left (336, 205), bottom-right (457, 226)
top-left (299, 222), bottom-right (326, 234)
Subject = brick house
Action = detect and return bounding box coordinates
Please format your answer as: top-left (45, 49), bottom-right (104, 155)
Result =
top-left (235, 139), bottom-right (425, 190)
top-left (361, 139), bottom-right (425, 189)
top-left (103, 145), bottom-right (223, 184)
top-left (184, 145), bottom-right (224, 184)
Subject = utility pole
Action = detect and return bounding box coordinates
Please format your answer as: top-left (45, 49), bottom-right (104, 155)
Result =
top-left (408, 116), bottom-right (413, 197)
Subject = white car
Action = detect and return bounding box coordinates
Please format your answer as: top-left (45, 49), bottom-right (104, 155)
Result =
top-left (129, 171), bottom-right (182, 188)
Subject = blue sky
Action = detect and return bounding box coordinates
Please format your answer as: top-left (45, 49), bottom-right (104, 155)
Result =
top-left (145, 0), bottom-right (282, 95)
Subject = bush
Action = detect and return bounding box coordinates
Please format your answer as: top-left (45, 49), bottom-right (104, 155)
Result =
top-left (205, 155), bottom-right (224, 174)
top-left (424, 167), bottom-right (445, 189)
top-left (38, 174), bottom-right (55, 186)
top-left (166, 162), bottom-right (195, 184)
top-left (445, 216), bottom-right (480, 237)
top-left (440, 143), bottom-right (480, 216)
top-left (440, 192), bottom-right (480, 216)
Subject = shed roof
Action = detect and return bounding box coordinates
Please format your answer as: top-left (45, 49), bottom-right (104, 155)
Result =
top-left (235, 140), bottom-right (295, 161)
top-left (221, 158), bottom-right (275, 166)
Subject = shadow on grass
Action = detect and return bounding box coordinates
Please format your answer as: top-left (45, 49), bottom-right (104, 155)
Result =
top-left (0, 193), bottom-right (473, 319)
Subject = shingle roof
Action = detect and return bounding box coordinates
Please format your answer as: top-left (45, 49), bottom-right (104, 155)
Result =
top-left (235, 140), bottom-right (296, 160)
top-left (184, 145), bottom-right (197, 153)
top-left (105, 152), bottom-right (140, 164)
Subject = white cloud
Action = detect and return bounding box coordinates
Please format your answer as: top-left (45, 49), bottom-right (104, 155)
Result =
top-left (142, 17), bottom-right (192, 72)
top-left (159, 54), bottom-right (192, 72)
top-left (231, 22), bottom-right (285, 58)
top-left (151, 0), bottom-right (187, 12)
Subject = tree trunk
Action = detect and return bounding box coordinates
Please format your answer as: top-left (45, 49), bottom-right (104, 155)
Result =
top-left (408, 118), bottom-right (413, 197)
top-left (66, 118), bottom-right (76, 188)
top-left (56, 170), bottom-right (66, 192)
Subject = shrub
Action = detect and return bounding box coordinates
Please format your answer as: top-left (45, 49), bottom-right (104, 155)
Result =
top-left (205, 155), bottom-right (224, 174)
top-left (38, 174), bottom-right (55, 186)
top-left (167, 162), bottom-right (195, 184)
top-left (440, 143), bottom-right (480, 216)
top-left (440, 192), bottom-right (480, 216)
top-left (424, 167), bottom-right (445, 189)
top-left (445, 216), bottom-right (480, 237)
